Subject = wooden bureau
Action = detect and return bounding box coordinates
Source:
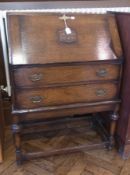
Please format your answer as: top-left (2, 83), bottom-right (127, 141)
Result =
top-left (6, 13), bottom-right (123, 164)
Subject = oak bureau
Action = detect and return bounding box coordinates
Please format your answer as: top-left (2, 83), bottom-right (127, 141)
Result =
top-left (6, 12), bottom-right (123, 164)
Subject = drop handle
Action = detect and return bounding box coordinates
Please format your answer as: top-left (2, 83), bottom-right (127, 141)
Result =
top-left (29, 73), bottom-right (43, 82)
top-left (30, 96), bottom-right (43, 103)
top-left (96, 89), bottom-right (107, 97)
top-left (96, 69), bottom-right (108, 77)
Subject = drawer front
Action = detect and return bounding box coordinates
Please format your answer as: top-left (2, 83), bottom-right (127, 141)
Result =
top-left (14, 83), bottom-right (118, 109)
top-left (13, 64), bottom-right (121, 87)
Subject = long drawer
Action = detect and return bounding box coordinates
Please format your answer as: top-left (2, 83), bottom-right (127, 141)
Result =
top-left (13, 63), bottom-right (121, 87)
top-left (14, 82), bottom-right (119, 109)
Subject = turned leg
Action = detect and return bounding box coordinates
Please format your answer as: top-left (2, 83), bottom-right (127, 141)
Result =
top-left (12, 124), bottom-right (22, 165)
top-left (108, 112), bottom-right (119, 150)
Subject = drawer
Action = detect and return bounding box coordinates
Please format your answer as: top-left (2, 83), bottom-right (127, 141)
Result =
top-left (13, 64), bottom-right (121, 87)
top-left (14, 82), bottom-right (119, 109)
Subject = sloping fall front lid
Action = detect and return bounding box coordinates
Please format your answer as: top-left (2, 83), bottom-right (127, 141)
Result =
top-left (7, 13), bottom-right (122, 65)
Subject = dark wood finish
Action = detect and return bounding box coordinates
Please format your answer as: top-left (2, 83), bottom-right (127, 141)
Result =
top-left (13, 102), bottom-right (120, 122)
top-left (14, 82), bottom-right (119, 109)
top-left (22, 142), bottom-right (109, 161)
top-left (12, 115), bottom-right (111, 164)
top-left (109, 110), bottom-right (119, 150)
top-left (13, 63), bottom-right (121, 88)
top-left (6, 13), bottom-right (122, 164)
top-left (7, 13), bottom-right (122, 65)
top-left (115, 13), bottom-right (130, 159)
top-left (0, 90), bottom-right (4, 163)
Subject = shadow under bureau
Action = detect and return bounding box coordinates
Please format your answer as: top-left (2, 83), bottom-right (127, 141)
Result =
top-left (6, 13), bottom-right (123, 164)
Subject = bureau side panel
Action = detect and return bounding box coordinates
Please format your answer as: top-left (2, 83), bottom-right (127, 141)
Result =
top-left (115, 13), bottom-right (130, 156)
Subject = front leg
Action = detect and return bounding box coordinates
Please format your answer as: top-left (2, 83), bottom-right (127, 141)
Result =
top-left (12, 124), bottom-right (23, 165)
top-left (108, 112), bottom-right (119, 150)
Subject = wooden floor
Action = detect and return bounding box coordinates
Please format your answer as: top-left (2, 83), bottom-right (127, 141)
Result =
top-left (0, 122), bottom-right (130, 175)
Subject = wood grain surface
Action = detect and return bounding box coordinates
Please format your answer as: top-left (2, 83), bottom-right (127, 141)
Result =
top-left (14, 82), bottom-right (119, 109)
top-left (7, 13), bottom-right (122, 164)
top-left (13, 63), bottom-right (121, 87)
top-left (7, 13), bottom-right (122, 65)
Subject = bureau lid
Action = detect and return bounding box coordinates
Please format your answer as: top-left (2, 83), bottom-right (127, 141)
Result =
top-left (7, 13), bottom-right (122, 65)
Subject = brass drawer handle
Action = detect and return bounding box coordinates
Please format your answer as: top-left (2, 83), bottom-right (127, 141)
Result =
top-left (96, 69), bottom-right (108, 77)
top-left (96, 89), bottom-right (107, 97)
top-left (29, 73), bottom-right (43, 82)
top-left (30, 96), bottom-right (43, 103)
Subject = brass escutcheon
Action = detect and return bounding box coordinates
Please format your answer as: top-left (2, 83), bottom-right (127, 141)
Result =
top-left (29, 73), bottom-right (43, 82)
top-left (30, 96), bottom-right (43, 103)
top-left (96, 69), bottom-right (108, 77)
top-left (96, 89), bottom-right (107, 96)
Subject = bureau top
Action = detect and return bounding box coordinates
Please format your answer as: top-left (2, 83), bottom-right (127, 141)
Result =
top-left (7, 13), bottom-right (122, 65)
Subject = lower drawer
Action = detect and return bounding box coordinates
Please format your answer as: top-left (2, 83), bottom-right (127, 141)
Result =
top-left (14, 82), bottom-right (119, 109)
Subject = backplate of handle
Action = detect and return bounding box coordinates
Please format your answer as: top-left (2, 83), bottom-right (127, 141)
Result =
top-left (29, 73), bottom-right (43, 82)
top-left (30, 96), bottom-right (43, 103)
top-left (96, 69), bottom-right (108, 77)
top-left (96, 89), bottom-right (107, 96)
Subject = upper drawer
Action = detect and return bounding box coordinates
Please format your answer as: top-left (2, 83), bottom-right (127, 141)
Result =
top-left (13, 63), bottom-right (121, 87)
top-left (7, 13), bottom-right (122, 65)
top-left (14, 82), bottom-right (119, 109)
